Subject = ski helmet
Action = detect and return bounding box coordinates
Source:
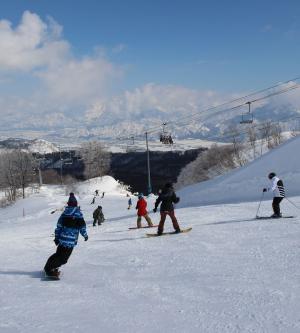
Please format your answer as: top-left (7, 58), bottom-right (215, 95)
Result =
top-left (268, 172), bottom-right (276, 179)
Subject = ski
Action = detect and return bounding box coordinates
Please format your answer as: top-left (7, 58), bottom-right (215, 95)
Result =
top-left (256, 215), bottom-right (294, 219)
top-left (146, 227), bottom-right (192, 237)
top-left (129, 225), bottom-right (158, 230)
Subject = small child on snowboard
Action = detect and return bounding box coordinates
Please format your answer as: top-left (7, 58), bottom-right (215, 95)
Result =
top-left (135, 193), bottom-right (153, 228)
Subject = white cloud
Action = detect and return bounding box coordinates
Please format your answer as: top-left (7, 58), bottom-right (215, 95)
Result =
top-left (0, 11), bottom-right (124, 113)
top-left (36, 57), bottom-right (122, 104)
top-left (85, 83), bottom-right (228, 123)
top-left (0, 11), bottom-right (69, 71)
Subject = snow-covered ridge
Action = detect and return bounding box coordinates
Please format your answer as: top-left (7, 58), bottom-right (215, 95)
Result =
top-left (0, 138), bottom-right (59, 154)
top-left (27, 139), bottom-right (59, 154)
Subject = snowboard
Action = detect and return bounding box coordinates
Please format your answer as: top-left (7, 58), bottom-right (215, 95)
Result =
top-left (146, 227), bottom-right (192, 237)
top-left (129, 225), bottom-right (158, 230)
top-left (255, 215), bottom-right (294, 220)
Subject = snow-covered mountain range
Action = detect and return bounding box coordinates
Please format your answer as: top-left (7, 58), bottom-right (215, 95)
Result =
top-left (1, 92), bottom-right (299, 143)
top-left (0, 138), bottom-right (59, 154)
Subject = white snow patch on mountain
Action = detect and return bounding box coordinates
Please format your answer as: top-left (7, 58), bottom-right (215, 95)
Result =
top-left (28, 139), bottom-right (59, 154)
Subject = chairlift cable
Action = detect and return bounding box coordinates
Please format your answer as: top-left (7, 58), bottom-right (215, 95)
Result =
top-left (114, 76), bottom-right (300, 143)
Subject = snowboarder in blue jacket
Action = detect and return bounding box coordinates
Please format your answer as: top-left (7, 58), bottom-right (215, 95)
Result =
top-left (44, 193), bottom-right (88, 278)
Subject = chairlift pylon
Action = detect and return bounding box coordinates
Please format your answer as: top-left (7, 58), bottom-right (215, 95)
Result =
top-left (240, 101), bottom-right (254, 124)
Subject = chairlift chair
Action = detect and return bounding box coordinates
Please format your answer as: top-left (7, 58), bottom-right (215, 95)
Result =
top-left (240, 101), bottom-right (254, 124)
top-left (159, 122), bottom-right (174, 145)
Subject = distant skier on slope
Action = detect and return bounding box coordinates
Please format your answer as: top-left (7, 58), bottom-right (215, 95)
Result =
top-left (263, 172), bottom-right (285, 218)
top-left (93, 205), bottom-right (105, 226)
top-left (44, 193), bottom-right (88, 278)
top-left (128, 197), bottom-right (132, 210)
top-left (153, 183), bottom-right (181, 235)
top-left (135, 193), bottom-right (153, 228)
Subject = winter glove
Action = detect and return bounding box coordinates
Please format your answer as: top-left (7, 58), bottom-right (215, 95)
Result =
top-left (263, 188), bottom-right (267, 192)
top-left (153, 208), bottom-right (157, 213)
top-left (84, 236), bottom-right (88, 241)
top-left (174, 197), bottom-right (180, 204)
top-left (54, 238), bottom-right (59, 246)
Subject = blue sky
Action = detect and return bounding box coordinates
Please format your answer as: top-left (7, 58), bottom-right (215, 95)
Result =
top-left (0, 0), bottom-right (300, 132)
top-left (1, 0), bottom-right (300, 91)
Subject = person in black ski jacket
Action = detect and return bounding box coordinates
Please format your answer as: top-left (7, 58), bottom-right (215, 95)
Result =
top-left (44, 193), bottom-right (88, 278)
top-left (93, 206), bottom-right (105, 226)
top-left (153, 183), bottom-right (181, 235)
top-left (263, 172), bottom-right (285, 217)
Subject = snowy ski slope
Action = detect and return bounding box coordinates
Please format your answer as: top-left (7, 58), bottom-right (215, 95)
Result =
top-left (0, 137), bottom-right (300, 332)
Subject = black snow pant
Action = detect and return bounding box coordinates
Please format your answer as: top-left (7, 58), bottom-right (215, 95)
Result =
top-left (44, 245), bottom-right (73, 274)
top-left (272, 197), bottom-right (283, 216)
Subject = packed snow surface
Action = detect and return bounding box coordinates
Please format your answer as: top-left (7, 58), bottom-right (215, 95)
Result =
top-left (1, 149), bottom-right (300, 332)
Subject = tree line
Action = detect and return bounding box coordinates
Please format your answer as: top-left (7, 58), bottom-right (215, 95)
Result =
top-left (176, 121), bottom-right (298, 189)
top-left (0, 141), bottom-right (110, 206)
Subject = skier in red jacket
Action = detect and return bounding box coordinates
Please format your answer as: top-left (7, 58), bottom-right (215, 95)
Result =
top-left (136, 193), bottom-right (153, 228)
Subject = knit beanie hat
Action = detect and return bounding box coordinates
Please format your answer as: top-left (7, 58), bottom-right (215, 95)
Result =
top-left (67, 192), bottom-right (78, 207)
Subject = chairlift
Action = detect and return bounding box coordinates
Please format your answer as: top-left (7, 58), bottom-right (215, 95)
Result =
top-left (126, 135), bottom-right (137, 152)
top-left (63, 159), bottom-right (73, 165)
top-left (159, 122), bottom-right (174, 145)
top-left (240, 101), bottom-right (254, 124)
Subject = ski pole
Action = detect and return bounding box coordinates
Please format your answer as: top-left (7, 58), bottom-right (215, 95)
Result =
top-left (285, 197), bottom-right (300, 210)
top-left (256, 191), bottom-right (265, 217)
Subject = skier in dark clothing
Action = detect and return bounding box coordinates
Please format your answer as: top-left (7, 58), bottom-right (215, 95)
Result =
top-left (93, 206), bottom-right (105, 226)
top-left (128, 197), bottom-right (132, 210)
top-left (44, 193), bottom-right (88, 278)
top-left (263, 172), bottom-right (285, 217)
top-left (153, 183), bottom-right (181, 235)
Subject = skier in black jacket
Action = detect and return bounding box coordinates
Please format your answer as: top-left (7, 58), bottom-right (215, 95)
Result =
top-left (153, 183), bottom-right (181, 235)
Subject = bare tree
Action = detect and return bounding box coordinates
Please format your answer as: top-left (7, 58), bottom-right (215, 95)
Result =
top-left (0, 151), bottom-right (18, 202)
top-left (260, 121), bottom-right (273, 149)
top-left (14, 150), bottom-right (36, 198)
top-left (79, 141), bottom-right (111, 180)
top-left (226, 125), bottom-right (245, 166)
top-left (270, 123), bottom-right (282, 147)
top-left (0, 149), bottom-right (36, 200)
top-left (175, 144), bottom-right (236, 188)
top-left (247, 125), bottom-right (258, 159)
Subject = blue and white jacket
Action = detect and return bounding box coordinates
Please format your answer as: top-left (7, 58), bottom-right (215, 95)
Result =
top-left (55, 207), bottom-right (88, 248)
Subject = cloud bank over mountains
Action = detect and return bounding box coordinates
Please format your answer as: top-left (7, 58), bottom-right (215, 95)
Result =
top-left (0, 11), bottom-right (299, 141)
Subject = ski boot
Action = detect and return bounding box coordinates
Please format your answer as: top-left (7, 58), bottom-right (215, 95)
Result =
top-left (270, 213), bottom-right (282, 218)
